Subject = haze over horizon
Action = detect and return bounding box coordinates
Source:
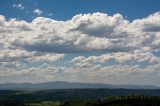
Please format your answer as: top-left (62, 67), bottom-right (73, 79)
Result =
top-left (0, 0), bottom-right (160, 86)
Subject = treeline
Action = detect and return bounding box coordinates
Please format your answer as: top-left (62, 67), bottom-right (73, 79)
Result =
top-left (0, 95), bottom-right (160, 106)
top-left (1, 89), bottom-right (160, 106)
top-left (62, 95), bottom-right (160, 106)
top-left (1, 95), bottom-right (160, 106)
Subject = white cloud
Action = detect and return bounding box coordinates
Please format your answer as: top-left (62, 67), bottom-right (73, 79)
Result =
top-left (5, 12), bottom-right (158, 54)
top-left (12, 3), bottom-right (25, 10)
top-left (33, 9), bottom-right (43, 16)
top-left (0, 13), bottom-right (133, 53)
top-left (0, 12), bottom-right (160, 85)
top-left (47, 13), bottom-right (54, 17)
top-left (0, 64), bottom-right (160, 86)
top-left (71, 50), bottom-right (160, 68)
top-left (0, 49), bottom-right (33, 62)
top-left (69, 13), bottom-right (129, 38)
top-left (1, 12), bottom-right (160, 57)
top-left (26, 53), bottom-right (64, 63)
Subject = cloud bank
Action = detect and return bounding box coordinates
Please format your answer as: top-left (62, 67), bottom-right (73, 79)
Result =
top-left (0, 12), bottom-right (160, 85)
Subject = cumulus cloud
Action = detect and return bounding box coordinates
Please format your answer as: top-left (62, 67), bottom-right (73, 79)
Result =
top-left (71, 50), bottom-right (160, 67)
top-left (0, 64), bottom-right (160, 85)
top-left (0, 12), bottom-right (160, 85)
top-left (1, 12), bottom-right (160, 58)
top-left (69, 13), bottom-right (129, 38)
top-left (0, 49), bottom-right (64, 64)
top-left (2, 12), bottom-right (158, 54)
top-left (0, 49), bottom-right (33, 62)
top-left (26, 53), bottom-right (64, 63)
top-left (0, 13), bottom-right (136, 53)
top-left (33, 9), bottom-right (43, 15)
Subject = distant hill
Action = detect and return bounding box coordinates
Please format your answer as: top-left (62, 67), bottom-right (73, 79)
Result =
top-left (0, 81), bottom-right (159, 90)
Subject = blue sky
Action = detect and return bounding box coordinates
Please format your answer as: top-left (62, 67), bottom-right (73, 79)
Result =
top-left (0, 0), bottom-right (160, 21)
top-left (0, 0), bottom-right (160, 86)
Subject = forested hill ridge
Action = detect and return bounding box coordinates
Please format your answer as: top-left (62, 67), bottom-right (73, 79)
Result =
top-left (1, 89), bottom-right (160, 106)
top-left (0, 81), bottom-right (159, 90)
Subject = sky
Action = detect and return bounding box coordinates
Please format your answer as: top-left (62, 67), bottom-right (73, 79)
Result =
top-left (0, 0), bottom-right (160, 86)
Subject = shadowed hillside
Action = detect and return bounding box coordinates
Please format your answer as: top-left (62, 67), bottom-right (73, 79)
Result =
top-left (0, 89), bottom-right (160, 106)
